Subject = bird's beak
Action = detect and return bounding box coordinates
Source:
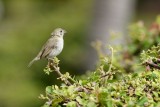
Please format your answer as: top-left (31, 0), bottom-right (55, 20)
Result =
top-left (64, 30), bottom-right (67, 33)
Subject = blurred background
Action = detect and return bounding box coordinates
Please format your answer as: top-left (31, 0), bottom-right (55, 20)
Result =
top-left (0, 0), bottom-right (160, 107)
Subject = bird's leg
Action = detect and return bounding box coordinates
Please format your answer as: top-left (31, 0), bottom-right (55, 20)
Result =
top-left (47, 59), bottom-right (49, 67)
top-left (47, 58), bottom-right (54, 68)
top-left (47, 59), bottom-right (51, 68)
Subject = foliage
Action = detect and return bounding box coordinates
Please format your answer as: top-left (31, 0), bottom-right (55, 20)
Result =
top-left (111, 15), bottom-right (160, 73)
top-left (128, 16), bottom-right (160, 55)
top-left (0, 1), bottom-right (92, 107)
top-left (39, 16), bottom-right (160, 107)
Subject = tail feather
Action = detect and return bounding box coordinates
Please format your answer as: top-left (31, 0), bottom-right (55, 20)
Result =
top-left (28, 57), bottom-right (39, 67)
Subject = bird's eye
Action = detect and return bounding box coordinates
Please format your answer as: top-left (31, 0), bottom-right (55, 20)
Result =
top-left (60, 30), bottom-right (62, 33)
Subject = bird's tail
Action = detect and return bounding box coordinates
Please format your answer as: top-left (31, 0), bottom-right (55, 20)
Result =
top-left (28, 57), bottom-right (39, 67)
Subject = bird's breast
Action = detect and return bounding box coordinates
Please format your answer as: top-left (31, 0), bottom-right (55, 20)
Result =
top-left (56, 38), bottom-right (64, 53)
top-left (48, 38), bottom-right (64, 58)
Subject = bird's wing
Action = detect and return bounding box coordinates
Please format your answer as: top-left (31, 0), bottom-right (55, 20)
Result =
top-left (40, 46), bottom-right (53, 58)
top-left (36, 37), bottom-right (58, 59)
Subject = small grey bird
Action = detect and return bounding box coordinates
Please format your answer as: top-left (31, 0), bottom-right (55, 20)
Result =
top-left (28, 28), bottom-right (66, 67)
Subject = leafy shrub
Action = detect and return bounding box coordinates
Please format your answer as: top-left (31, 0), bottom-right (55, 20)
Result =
top-left (39, 16), bottom-right (160, 107)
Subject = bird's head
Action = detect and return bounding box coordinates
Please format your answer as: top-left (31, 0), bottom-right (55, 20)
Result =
top-left (51, 28), bottom-right (67, 37)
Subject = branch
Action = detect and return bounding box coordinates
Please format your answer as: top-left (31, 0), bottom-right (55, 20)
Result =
top-left (48, 58), bottom-right (72, 86)
top-left (108, 46), bottom-right (113, 72)
top-left (145, 61), bottom-right (160, 70)
top-left (156, 58), bottom-right (160, 63)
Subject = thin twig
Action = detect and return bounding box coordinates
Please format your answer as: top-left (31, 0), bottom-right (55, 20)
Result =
top-left (145, 61), bottom-right (160, 70)
top-left (108, 46), bottom-right (113, 72)
top-left (49, 59), bottom-right (72, 86)
top-left (100, 73), bottom-right (109, 78)
top-left (54, 66), bottom-right (72, 86)
top-left (156, 58), bottom-right (160, 63)
top-left (75, 100), bottom-right (82, 107)
top-left (99, 46), bottom-right (114, 86)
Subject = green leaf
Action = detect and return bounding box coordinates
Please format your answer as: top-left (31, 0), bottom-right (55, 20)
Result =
top-left (137, 96), bottom-right (148, 106)
top-left (52, 98), bottom-right (63, 107)
top-left (153, 91), bottom-right (158, 97)
top-left (46, 86), bottom-right (52, 94)
top-left (107, 100), bottom-right (113, 107)
top-left (135, 87), bottom-right (142, 96)
top-left (42, 103), bottom-right (50, 107)
top-left (87, 101), bottom-right (97, 107)
top-left (76, 96), bottom-right (86, 106)
top-left (66, 101), bottom-right (77, 107)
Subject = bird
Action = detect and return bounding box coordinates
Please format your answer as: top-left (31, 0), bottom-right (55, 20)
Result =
top-left (28, 28), bottom-right (66, 67)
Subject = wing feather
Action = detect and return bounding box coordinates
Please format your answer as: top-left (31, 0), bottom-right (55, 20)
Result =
top-left (36, 36), bottom-right (58, 59)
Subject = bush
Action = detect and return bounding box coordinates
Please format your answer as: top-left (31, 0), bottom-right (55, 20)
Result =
top-left (39, 16), bottom-right (160, 107)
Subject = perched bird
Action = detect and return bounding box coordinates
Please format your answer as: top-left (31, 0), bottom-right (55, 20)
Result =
top-left (28, 28), bottom-right (66, 67)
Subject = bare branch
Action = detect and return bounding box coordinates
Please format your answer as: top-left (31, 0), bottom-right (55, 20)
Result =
top-left (49, 59), bottom-right (72, 86)
top-left (145, 61), bottom-right (160, 70)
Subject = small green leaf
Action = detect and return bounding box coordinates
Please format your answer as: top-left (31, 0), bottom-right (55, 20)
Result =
top-left (135, 87), bottom-right (142, 96)
top-left (107, 99), bottom-right (113, 107)
top-left (76, 96), bottom-right (86, 105)
top-left (87, 101), bottom-right (97, 107)
top-left (137, 96), bottom-right (148, 106)
top-left (153, 91), bottom-right (158, 97)
top-left (66, 101), bottom-right (77, 107)
top-left (46, 86), bottom-right (52, 94)
top-left (42, 103), bottom-right (50, 107)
